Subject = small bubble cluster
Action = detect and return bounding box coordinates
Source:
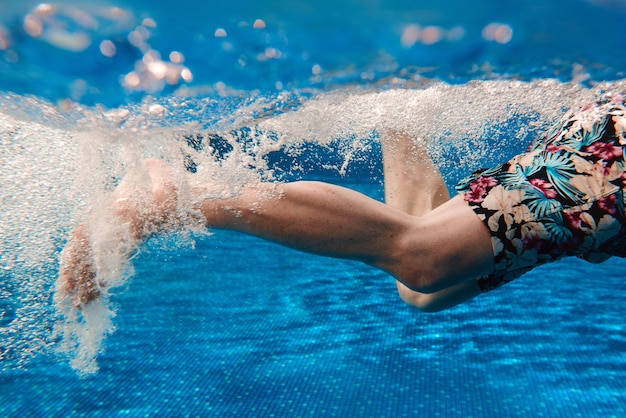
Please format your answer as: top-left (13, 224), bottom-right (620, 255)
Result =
top-left (0, 3), bottom-right (195, 101)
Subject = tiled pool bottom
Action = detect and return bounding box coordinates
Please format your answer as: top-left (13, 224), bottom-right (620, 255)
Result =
top-left (3, 230), bottom-right (626, 417)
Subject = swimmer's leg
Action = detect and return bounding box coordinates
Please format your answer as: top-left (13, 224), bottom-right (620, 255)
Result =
top-left (57, 225), bottom-right (99, 308)
top-left (199, 181), bottom-right (493, 295)
top-left (59, 159), bottom-right (493, 309)
top-left (381, 130), bottom-right (483, 311)
top-left (381, 130), bottom-right (450, 214)
top-left (56, 159), bottom-right (178, 309)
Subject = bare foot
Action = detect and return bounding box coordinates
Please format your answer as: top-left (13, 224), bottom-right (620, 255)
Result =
top-left (56, 226), bottom-right (102, 309)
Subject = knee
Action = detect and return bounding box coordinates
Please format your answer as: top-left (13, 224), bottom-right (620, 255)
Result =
top-left (396, 281), bottom-right (445, 313)
top-left (384, 219), bottom-right (449, 294)
top-left (395, 262), bottom-right (446, 296)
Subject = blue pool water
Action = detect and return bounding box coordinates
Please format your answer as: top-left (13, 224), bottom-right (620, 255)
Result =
top-left (2, 0), bottom-right (626, 416)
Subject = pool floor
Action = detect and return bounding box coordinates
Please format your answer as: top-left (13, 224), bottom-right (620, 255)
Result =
top-left (3, 224), bottom-right (626, 417)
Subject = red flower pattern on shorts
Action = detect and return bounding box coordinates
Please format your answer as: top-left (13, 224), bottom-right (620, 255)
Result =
top-left (529, 178), bottom-right (558, 199)
top-left (564, 210), bottom-right (587, 230)
top-left (586, 141), bottom-right (623, 161)
top-left (546, 144), bottom-right (563, 153)
top-left (598, 193), bottom-right (618, 215)
top-left (464, 176), bottom-right (498, 203)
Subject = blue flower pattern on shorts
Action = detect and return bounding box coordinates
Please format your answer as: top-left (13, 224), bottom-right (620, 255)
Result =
top-left (456, 94), bottom-right (626, 291)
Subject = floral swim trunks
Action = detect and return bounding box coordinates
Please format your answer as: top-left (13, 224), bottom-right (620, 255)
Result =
top-left (456, 93), bottom-right (626, 291)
